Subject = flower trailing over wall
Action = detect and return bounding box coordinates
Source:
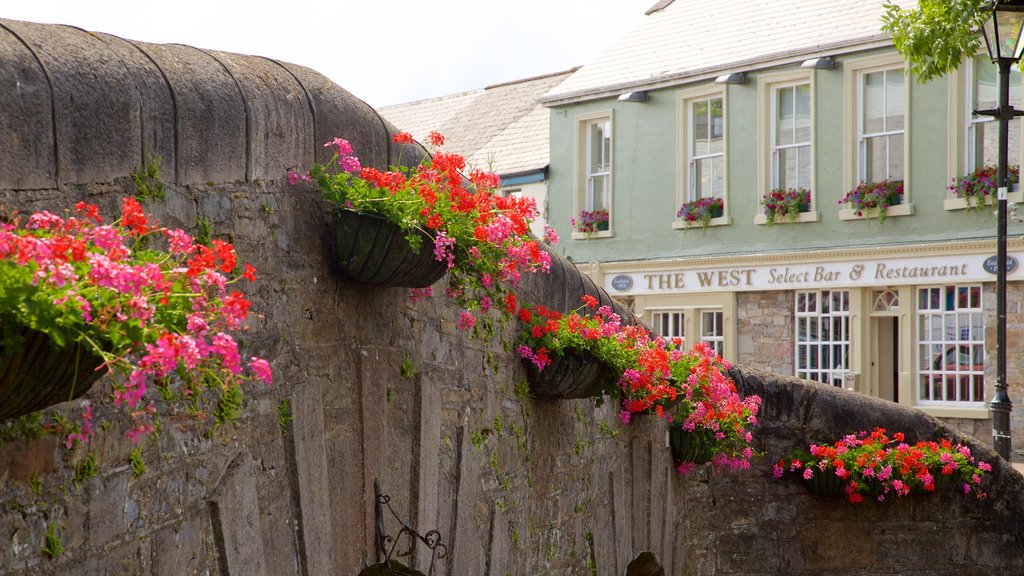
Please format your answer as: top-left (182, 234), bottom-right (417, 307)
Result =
top-left (948, 165), bottom-right (1019, 212)
top-left (838, 180), bottom-right (903, 223)
top-left (294, 132), bottom-right (553, 331)
top-left (773, 427), bottom-right (992, 503)
top-left (676, 197), bottom-right (724, 231)
top-left (515, 295), bottom-right (760, 472)
top-left (0, 199), bottom-right (272, 444)
top-left (571, 208), bottom-right (609, 235)
top-left (761, 187), bottom-right (810, 226)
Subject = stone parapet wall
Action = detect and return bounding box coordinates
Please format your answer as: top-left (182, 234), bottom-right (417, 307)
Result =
top-left (0, 18), bottom-right (1022, 576)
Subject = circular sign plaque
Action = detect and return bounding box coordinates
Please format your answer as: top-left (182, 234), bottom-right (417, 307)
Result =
top-left (610, 275), bottom-right (633, 291)
top-left (983, 255), bottom-right (1019, 275)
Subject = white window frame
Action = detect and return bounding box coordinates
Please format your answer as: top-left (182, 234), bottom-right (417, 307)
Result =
top-left (755, 70), bottom-right (820, 225)
top-left (674, 84), bottom-right (729, 230)
top-left (572, 111), bottom-right (614, 240)
top-left (841, 54), bottom-right (914, 221)
top-left (915, 285), bottom-right (986, 406)
top-left (639, 292), bottom-right (737, 362)
top-left (700, 310), bottom-right (725, 357)
top-left (795, 289), bottom-right (851, 387)
top-left (944, 52), bottom-right (1024, 211)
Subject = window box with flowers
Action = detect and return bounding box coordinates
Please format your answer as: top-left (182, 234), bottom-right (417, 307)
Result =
top-left (773, 427), bottom-right (992, 504)
top-left (756, 188), bottom-right (818, 226)
top-left (944, 165), bottom-right (1021, 212)
top-left (571, 208), bottom-right (611, 240)
top-left (673, 197), bottom-right (726, 232)
top-left (838, 180), bottom-right (912, 223)
top-left (0, 198), bottom-right (272, 445)
top-left (294, 132), bottom-right (555, 334)
top-left (515, 295), bottom-right (761, 474)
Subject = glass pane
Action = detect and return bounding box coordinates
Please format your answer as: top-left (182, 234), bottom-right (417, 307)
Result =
top-left (776, 87), bottom-right (794, 146)
top-left (887, 133), bottom-right (904, 182)
top-left (778, 147), bottom-right (798, 189)
top-left (797, 145), bottom-right (811, 190)
top-left (973, 120), bottom-right (999, 169)
top-left (864, 135), bottom-right (888, 182)
top-left (589, 121), bottom-right (610, 174)
top-left (795, 84), bottom-right (811, 143)
top-left (974, 54), bottom-right (999, 111)
top-left (863, 71), bottom-right (886, 134)
top-left (709, 98), bottom-right (724, 154)
top-left (693, 100), bottom-right (709, 155)
top-left (588, 174), bottom-right (609, 211)
top-left (885, 70), bottom-right (904, 131)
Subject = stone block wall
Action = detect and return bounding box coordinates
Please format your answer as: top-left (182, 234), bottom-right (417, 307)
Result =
top-left (0, 18), bottom-right (1022, 576)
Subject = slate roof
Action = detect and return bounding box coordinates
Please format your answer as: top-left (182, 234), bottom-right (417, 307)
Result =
top-left (378, 69), bottom-right (576, 176)
top-left (541, 0), bottom-right (918, 105)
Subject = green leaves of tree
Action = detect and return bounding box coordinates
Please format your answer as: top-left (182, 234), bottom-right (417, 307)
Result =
top-left (881, 0), bottom-right (988, 83)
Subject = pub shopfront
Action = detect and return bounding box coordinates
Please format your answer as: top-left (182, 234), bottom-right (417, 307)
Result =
top-left (583, 239), bottom-right (1024, 437)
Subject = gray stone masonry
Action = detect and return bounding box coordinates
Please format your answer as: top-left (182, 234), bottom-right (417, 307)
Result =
top-left (0, 17), bottom-right (1022, 575)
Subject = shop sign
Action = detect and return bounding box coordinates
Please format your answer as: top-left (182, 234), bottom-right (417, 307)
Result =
top-left (604, 252), bottom-right (1024, 295)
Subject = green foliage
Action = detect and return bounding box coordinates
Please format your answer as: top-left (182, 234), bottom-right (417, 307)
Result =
top-left (42, 522), bottom-right (63, 559)
top-left (400, 352), bottom-right (416, 379)
top-left (0, 412), bottom-right (46, 445)
top-left (129, 445), bottom-right (146, 478)
top-left (131, 153), bottom-right (166, 201)
top-left (598, 420), bottom-right (618, 438)
top-left (277, 399), bottom-right (293, 435)
top-left (881, 0), bottom-right (988, 83)
top-left (470, 429), bottom-right (490, 449)
top-left (30, 473), bottom-right (43, 496)
top-left (513, 378), bottom-right (532, 401)
top-left (214, 385), bottom-right (244, 429)
top-left (195, 213), bottom-right (212, 246)
top-left (72, 451), bottom-right (98, 490)
top-left (493, 414), bottom-right (504, 436)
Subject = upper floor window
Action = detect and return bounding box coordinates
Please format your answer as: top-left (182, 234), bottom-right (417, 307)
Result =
top-left (773, 83), bottom-right (811, 191)
top-left (675, 85), bottom-right (728, 230)
top-left (689, 96), bottom-right (724, 201)
top-left (585, 118), bottom-right (612, 211)
top-left (968, 54), bottom-right (1021, 170)
top-left (755, 71), bottom-right (818, 225)
top-left (859, 67), bottom-right (905, 185)
top-left (842, 55), bottom-right (911, 221)
top-left (573, 112), bottom-right (613, 239)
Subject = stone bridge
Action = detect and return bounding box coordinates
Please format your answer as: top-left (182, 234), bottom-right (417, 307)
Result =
top-left (0, 18), bottom-right (1022, 575)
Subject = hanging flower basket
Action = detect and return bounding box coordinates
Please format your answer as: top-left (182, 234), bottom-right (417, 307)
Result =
top-left (0, 326), bottom-right (106, 421)
top-left (669, 425), bottom-right (716, 466)
top-left (333, 209), bottom-right (447, 288)
top-left (522, 348), bottom-right (614, 399)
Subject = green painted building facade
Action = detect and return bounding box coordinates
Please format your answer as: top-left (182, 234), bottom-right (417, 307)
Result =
top-left (541, 0), bottom-right (1024, 455)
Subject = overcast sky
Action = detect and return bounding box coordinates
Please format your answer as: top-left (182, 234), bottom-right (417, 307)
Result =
top-left (4, 1), bottom-right (653, 107)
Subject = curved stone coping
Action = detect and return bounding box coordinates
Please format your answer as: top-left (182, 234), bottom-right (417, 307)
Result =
top-left (0, 17), bottom-right (426, 190)
top-left (728, 364), bottom-right (1024, 510)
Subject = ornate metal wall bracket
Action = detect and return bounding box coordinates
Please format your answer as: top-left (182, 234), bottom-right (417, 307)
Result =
top-left (374, 479), bottom-right (447, 575)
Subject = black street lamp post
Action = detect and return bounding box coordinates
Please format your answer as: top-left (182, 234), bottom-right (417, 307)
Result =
top-left (977, 0), bottom-right (1024, 460)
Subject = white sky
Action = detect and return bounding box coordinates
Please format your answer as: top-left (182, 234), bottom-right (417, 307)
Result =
top-left (4, 1), bottom-right (653, 107)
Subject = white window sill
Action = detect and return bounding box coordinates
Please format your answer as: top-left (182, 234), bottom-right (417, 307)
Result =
top-left (838, 203), bottom-right (914, 221)
top-left (571, 230), bottom-right (614, 240)
top-left (754, 211), bottom-right (820, 225)
top-left (944, 190), bottom-right (1023, 211)
top-left (671, 215), bottom-right (730, 230)
top-left (915, 404), bottom-right (990, 420)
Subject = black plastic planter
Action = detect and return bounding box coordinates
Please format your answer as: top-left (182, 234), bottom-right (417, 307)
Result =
top-left (333, 210), bottom-right (447, 288)
top-left (0, 327), bottom-right (106, 420)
